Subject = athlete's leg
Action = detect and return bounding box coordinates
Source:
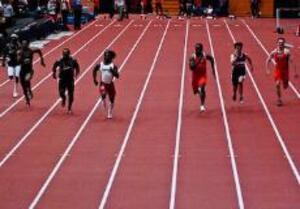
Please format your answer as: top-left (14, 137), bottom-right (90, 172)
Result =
top-left (238, 75), bottom-right (245, 103)
top-left (20, 74), bottom-right (30, 105)
top-left (276, 80), bottom-right (282, 106)
top-left (13, 66), bottom-right (21, 97)
top-left (8, 66), bottom-right (18, 97)
top-left (198, 85), bottom-right (206, 112)
top-left (232, 84), bottom-right (237, 101)
top-left (67, 81), bottom-right (74, 112)
top-left (28, 71), bottom-right (34, 99)
top-left (59, 80), bottom-right (67, 107)
top-left (232, 72), bottom-right (238, 101)
top-left (198, 85), bottom-right (206, 105)
top-left (107, 83), bottom-right (116, 119)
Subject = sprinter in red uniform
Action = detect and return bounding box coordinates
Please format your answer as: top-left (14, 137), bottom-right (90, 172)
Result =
top-left (266, 37), bottom-right (298, 106)
top-left (189, 43), bottom-right (215, 112)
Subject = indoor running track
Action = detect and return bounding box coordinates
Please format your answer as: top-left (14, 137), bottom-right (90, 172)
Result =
top-left (0, 16), bottom-right (299, 209)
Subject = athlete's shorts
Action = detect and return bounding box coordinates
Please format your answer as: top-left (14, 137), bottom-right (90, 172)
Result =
top-left (100, 82), bottom-right (116, 103)
top-left (232, 67), bottom-right (246, 86)
top-left (274, 69), bottom-right (289, 89)
top-left (7, 65), bottom-right (21, 78)
top-left (192, 74), bottom-right (207, 94)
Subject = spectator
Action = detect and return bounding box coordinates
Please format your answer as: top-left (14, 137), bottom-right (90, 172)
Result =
top-left (186, 0), bottom-right (193, 18)
top-left (204, 4), bottom-right (215, 19)
top-left (250, 0), bottom-right (260, 18)
top-left (93, 0), bottom-right (100, 16)
top-left (154, 0), bottom-right (163, 18)
top-left (0, 12), bottom-right (6, 35)
top-left (47, 0), bottom-right (59, 22)
top-left (140, 0), bottom-right (148, 18)
top-left (0, 33), bottom-right (5, 57)
top-left (193, 0), bottom-right (203, 17)
top-left (115, 0), bottom-right (126, 21)
top-left (124, 0), bottom-right (130, 19)
top-left (0, 9), bottom-right (7, 57)
top-left (218, 0), bottom-right (228, 16)
top-left (3, 0), bottom-right (14, 27)
top-left (178, 0), bottom-right (186, 18)
top-left (17, 0), bottom-right (29, 15)
top-left (61, 0), bottom-right (69, 30)
top-left (108, 0), bottom-right (115, 19)
top-left (72, 0), bottom-right (82, 30)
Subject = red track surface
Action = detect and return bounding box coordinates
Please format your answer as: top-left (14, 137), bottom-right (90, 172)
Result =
top-left (0, 17), bottom-right (299, 209)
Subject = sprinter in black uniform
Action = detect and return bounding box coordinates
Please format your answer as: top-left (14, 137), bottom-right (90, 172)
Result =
top-left (230, 42), bottom-right (253, 103)
top-left (52, 48), bottom-right (80, 114)
top-left (19, 39), bottom-right (45, 107)
top-left (2, 34), bottom-right (21, 97)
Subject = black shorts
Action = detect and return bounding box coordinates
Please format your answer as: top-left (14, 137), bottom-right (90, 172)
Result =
top-left (59, 79), bottom-right (74, 93)
top-left (20, 67), bottom-right (34, 82)
top-left (232, 67), bottom-right (246, 86)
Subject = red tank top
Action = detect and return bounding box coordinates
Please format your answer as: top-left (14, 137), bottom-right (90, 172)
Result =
top-left (194, 55), bottom-right (207, 76)
top-left (274, 50), bottom-right (289, 71)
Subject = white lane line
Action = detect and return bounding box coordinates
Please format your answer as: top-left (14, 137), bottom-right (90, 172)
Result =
top-left (98, 20), bottom-right (171, 209)
top-left (241, 19), bottom-right (300, 99)
top-left (0, 20), bottom-right (117, 118)
top-left (0, 19), bottom-right (99, 88)
top-left (0, 20), bottom-right (134, 168)
top-left (133, 24), bottom-right (143, 27)
top-left (0, 79), bottom-right (10, 88)
top-left (28, 20), bottom-right (153, 209)
top-left (206, 20), bottom-right (245, 209)
top-left (169, 20), bottom-right (189, 209)
top-left (225, 19), bottom-right (300, 185)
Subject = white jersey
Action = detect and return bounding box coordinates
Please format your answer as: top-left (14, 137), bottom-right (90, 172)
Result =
top-left (100, 62), bottom-right (114, 84)
top-left (115, 0), bottom-right (125, 7)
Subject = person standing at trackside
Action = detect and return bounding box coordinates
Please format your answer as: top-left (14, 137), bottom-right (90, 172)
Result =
top-left (2, 0), bottom-right (14, 27)
top-left (93, 0), bottom-right (100, 17)
top-left (52, 48), bottom-right (80, 114)
top-left (19, 39), bottom-right (45, 107)
top-left (115, 0), bottom-right (126, 21)
top-left (230, 42), bottom-right (253, 104)
top-left (61, 0), bottom-right (70, 30)
top-left (154, 0), bottom-right (163, 18)
top-left (185, 0), bottom-right (193, 18)
top-left (108, 0), bottom-right (115, 19)
top-left (93, 50), bottom-right (119, 119)
top-left (250, 0), bottom-right (260, 18)
top-left (140, 0), bottom-right (148, 19)
top-left (2, 34), bottom-right (21, 98)
top-left (124, 0), bottom-right (130, 19)
top-left (266, 37), bottom-right (298, 106)
top-left (189, 43), bottom-right (215, 112)
top-left (72, 0), bottom-right (82, 30)
top-left (178, 0), bottom-right (186, 19)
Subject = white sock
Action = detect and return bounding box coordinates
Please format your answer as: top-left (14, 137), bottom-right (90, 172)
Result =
top-left (107, 103), bottom-right (113, 118)
top-left (13, 82), bottom-right (18, 96)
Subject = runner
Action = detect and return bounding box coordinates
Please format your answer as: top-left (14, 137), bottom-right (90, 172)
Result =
top-left (52, 48), bottom-right (80, 114)
top-left (2, 34), bottom-right (21, 98)
top-left (266, 37), bottom-right (298, 106)
top-left (93, 50), bottom-right (119, 119)
top-left (230, 42), bottom-right (253, 104)
top-left (19, 39), bottom-right (45, 107)
top-left (189, 43), bottom-right (215, 112)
